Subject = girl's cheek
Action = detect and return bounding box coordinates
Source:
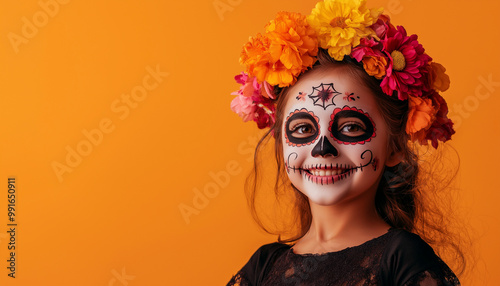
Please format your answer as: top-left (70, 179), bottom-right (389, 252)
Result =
top-left (283, 146), bottom-right (309, 172)
top-left (283, 147), bottom-right (297, 170)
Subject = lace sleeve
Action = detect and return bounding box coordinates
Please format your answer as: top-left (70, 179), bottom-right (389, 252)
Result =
top-left (403, 260), bottom-right (461, 286)
top-left (226, 270), bottom-right (250, 286)
top-left (226, 243), bottom-right (291, 286)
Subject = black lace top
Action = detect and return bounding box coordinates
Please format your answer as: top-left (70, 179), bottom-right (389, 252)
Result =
top-left (226, 229), bottom-right (460, 286)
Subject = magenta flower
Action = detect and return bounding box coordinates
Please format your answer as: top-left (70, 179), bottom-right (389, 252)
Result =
top-left (380, 26), bottom-right (432, 100)
top-left (252, 99), bottom-right (275, 129)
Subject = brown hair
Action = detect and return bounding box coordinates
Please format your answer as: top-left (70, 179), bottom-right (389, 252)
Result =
top-left (245, 48), bottom-right (467, 275)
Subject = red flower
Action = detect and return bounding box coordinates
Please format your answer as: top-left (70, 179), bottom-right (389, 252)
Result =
top-left (424, 91), bottom-right (455, 148)
top-left (427, 62), bottom-right (450, 92)
top-left (409, 91), bottom-right (454, 148)
top-left (351, 38), bottom-right (383, 60)
top-left (251, 94), bottom-right (276, 129)
top-left (370, 14), bottom-right (394, 39)
top-left (380, 26), bottom-right (432, 100)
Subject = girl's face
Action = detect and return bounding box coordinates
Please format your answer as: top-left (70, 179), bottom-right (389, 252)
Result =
top-left (281, 66), bottom-right (397, 207)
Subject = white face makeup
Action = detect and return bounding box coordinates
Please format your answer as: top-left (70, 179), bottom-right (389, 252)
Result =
top-left (282, 66), bottom-right (394, 207)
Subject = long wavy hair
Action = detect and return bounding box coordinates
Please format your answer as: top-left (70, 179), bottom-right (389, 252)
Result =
top-left (245, 48), bottom-right (467, 275)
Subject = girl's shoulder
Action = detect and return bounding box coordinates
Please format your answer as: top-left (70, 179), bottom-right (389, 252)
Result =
top-left (384, 228), bottom-right (437, 260)
top-left (380, 228), bottom-right (461, 285)
top-left (226, 242), bottom-right (291, 286)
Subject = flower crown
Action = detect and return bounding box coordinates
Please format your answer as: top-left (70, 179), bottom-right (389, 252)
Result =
top-left (230, 0), bottom-right (454, 148)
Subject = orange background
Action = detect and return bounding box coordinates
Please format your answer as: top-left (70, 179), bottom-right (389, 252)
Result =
top-left (0, 0), bottom-right (499, 285)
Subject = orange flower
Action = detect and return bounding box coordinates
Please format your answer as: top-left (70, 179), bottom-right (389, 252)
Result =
top-left (428, 62), bottom-right (450, 92)
top-left (266, 12), bottom-right (318, 70)
top-left (240, 12), bottom-right (318, 87)
top-left (406, 95), bottom-right (437, 140)
top-left (240, 33), bottom-right (273, 83)
top-left (362, 56), bottom-right (387, 79)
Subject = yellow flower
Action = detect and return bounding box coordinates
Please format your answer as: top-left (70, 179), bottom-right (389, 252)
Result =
top-left (307, 0), bottom-right (382, 61)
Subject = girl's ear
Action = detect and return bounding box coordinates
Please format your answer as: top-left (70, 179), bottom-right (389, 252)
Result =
top-left (385, 151), bottom-right (403, 167)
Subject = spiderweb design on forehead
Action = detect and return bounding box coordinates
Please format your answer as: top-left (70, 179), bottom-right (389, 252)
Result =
top-left (307, 83), bottom-right (341, 110)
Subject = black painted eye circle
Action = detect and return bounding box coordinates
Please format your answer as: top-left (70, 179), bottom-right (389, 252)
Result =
top-left (285, 109), bottom-right (320, 147)
top-left (329, 106), bottom-right (376, 145)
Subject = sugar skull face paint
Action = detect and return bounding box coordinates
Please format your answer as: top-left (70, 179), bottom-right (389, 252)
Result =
top-left (281, 66), bottom-right (395, 207)
top-left (284, 108), bottom-right (320, 147)
top-left (329, 106), bottom-right (376, 145)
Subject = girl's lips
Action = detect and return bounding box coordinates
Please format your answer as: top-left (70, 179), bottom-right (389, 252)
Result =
top-left (301, 163), bottom-right (352, 176)
top-left (306, 168), bottom-right (347, 176)
top-left (303, 168), bottom-right (353, 185)
top-left (299, 164), bottom-right (356, 185)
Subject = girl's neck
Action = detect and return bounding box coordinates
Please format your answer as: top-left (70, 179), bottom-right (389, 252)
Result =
top-left (294, 198), bottom-right (390, 254)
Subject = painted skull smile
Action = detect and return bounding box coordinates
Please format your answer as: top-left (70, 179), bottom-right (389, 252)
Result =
top-left (285, 150), bottom-right (374, 185)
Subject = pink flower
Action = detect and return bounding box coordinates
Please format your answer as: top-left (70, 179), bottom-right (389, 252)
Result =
top-left (380, 26), bottom-right (432, 100)
top-left (230, 94), bottom-right (256, 122)
top-left (232, 72), bottom-right (275, 99)
top-left (231, 72), bottom-right (276, 129)
top-left (261, 81), bottom-right (275, 99)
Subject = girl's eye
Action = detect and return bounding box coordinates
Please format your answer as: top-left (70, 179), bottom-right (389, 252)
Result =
top-left (339, 122), bottom-right (366, 136)
top-left (284, 111), bottom-right (320, 146)
top-left (330, 109), bottom-right (375, 144)
top-left (291, 123), bottom-right (316, 138)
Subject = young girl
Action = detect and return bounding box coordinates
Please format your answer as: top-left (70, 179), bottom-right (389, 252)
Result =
top-left (227, 0), bottom-right (464, 285)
